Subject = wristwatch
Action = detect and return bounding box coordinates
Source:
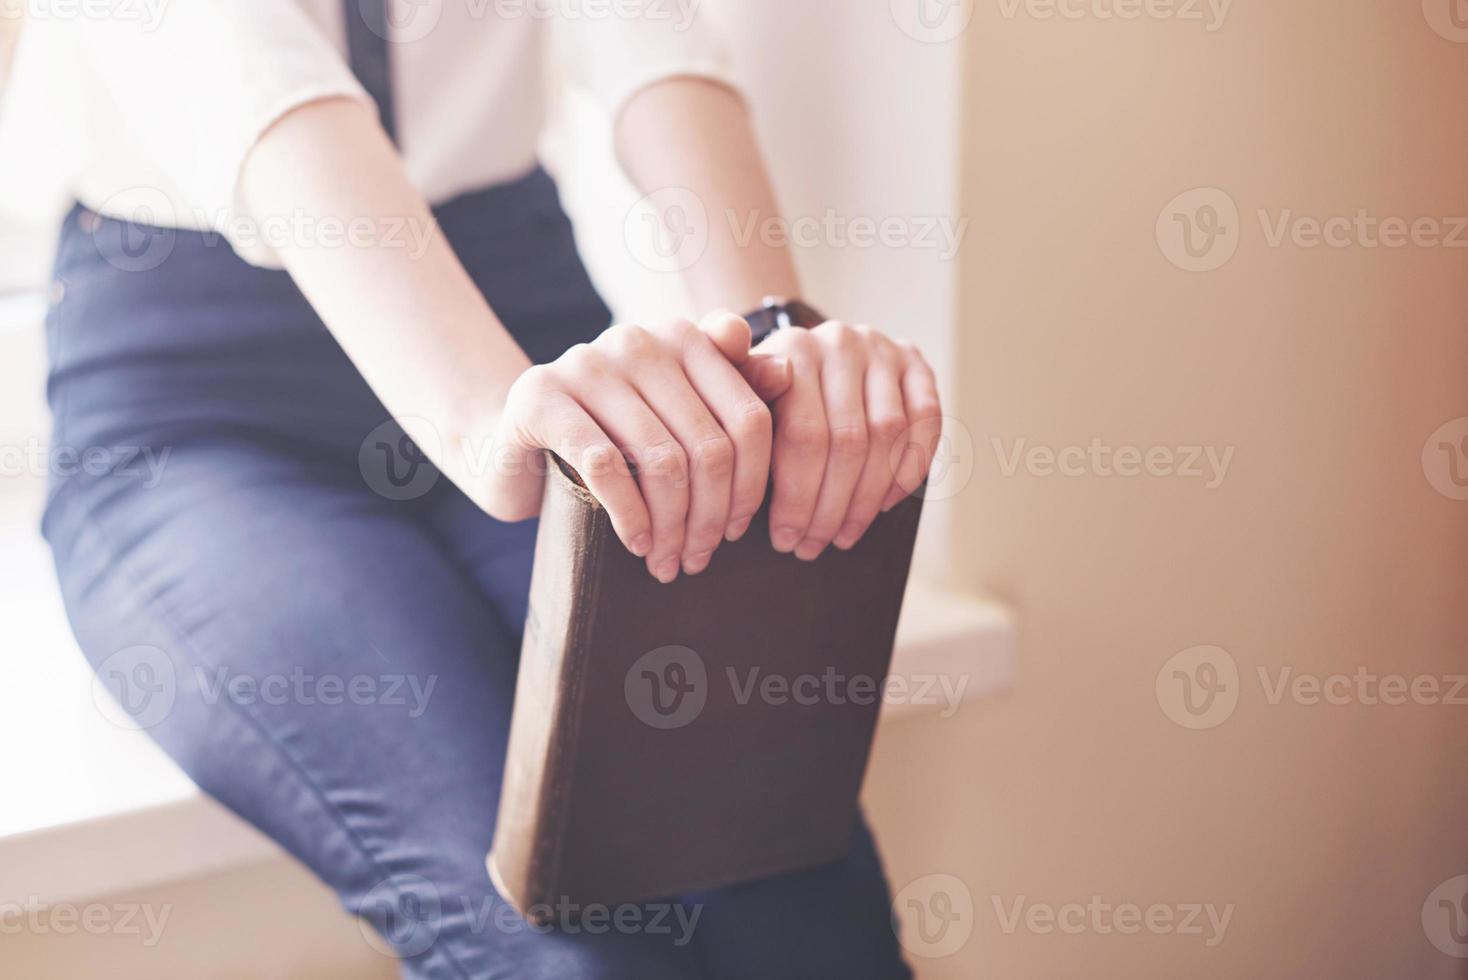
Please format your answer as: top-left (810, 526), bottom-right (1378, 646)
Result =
top-left (742, 296), bottom-right (827, 346)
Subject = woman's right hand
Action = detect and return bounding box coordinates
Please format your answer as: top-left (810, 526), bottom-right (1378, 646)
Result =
top-left (237, 100), bottom-right (787, 578)
top-left (476, 312), bottom-right (792, 583)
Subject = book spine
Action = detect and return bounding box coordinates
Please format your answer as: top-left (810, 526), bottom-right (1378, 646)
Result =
top-left (487, 467), bottom-right (606, 921)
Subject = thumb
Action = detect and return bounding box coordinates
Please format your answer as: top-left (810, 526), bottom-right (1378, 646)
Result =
top-left (699, 308), bottom-right (791, 401)
top-left (743, 353), bottom-right (793, 402)
top-left (699, 309), bottom-right (754, 366)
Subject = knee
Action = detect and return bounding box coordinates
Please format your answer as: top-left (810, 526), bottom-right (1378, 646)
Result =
top-left (355, 870), bottom-right (701, 980)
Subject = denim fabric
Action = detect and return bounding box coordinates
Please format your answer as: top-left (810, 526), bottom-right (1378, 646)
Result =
top-left (40, 167), bottom-right (911, 980)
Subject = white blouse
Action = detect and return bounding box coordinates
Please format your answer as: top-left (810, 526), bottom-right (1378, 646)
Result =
top-left (4, 0), bottom-right (738, 267)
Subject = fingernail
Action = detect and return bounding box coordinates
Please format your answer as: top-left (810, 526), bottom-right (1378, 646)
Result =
top-left (759, 356), bottom-right (791, 386)
top-left (683, 551), bottom-right (712, 575)
top-left (771, 526), bottom-right (802, 552)
top-left (654, 557), bottom-right (680, 584)
top-left (725, 516), bottom-right (752, 542)
top-left (794, 538), bottom-right (826, 562)
top-left (881, 488), bottom-right (906, 512)
top-left (630, 533), bottom-right (652, 557)
top-left (833, 523), bottom-right (863, 550)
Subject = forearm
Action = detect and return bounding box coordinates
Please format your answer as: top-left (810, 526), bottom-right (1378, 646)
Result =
top-left (239, 97), bottom-right (531, 460)
top-left (616, 78), bottom-right (802, 314)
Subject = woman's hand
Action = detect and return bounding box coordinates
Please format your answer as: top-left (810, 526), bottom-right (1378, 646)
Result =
top-left (723, 318), bottom-right (943, 561)
top-left (477, 313), bottom-right (792, 583)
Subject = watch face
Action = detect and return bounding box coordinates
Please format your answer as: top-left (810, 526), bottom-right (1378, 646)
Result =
top-left (744, 300), bottom-right (827, 342)
top-left (746, 309), bottom-right (780, 344)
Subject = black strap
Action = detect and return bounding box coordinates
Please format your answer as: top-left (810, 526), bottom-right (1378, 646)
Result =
top-left (343, 0), bottom-right (397, 144)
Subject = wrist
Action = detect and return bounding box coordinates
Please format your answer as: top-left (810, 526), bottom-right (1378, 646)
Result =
top-left (437, 354), bottom-right (531, 455)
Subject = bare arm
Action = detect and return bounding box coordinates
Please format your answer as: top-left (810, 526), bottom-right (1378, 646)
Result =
top-left (242, 79), bottom-right (938, 578)
top-left (241, 96), bottom-right (787, 581)
top-left (617, 79), bottom-right (943, 559)
top-left (616, 77), bottom-right (800, 314)
top-left (240, 97), bottom-right (529, 464)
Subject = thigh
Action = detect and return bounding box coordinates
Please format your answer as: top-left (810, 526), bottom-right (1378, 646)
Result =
top-left (421, 485), bottom-right (540, 641)
top-left (685, 816), bottom-right (913, 980)
top-left (43, 439), bottom-right (702, 980)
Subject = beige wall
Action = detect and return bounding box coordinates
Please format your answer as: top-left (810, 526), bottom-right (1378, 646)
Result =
top-left (866, 1), bottom-right (1468, 977)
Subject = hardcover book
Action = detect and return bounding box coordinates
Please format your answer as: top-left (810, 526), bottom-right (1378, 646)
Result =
top-left (487, 458), bottom-right (924, 917)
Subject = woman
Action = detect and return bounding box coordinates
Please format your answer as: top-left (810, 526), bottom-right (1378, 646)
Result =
top-left (33, 2), bottom-right (940, 976)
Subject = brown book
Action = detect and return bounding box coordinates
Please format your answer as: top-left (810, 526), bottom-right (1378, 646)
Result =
top-left (487, 459), bottom-right (924, 918)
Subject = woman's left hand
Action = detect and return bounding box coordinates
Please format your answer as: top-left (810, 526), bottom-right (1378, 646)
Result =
top-left (704, 313), bottom-right (944, 560)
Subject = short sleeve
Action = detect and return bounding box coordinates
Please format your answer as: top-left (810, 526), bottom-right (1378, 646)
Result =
top-left (75, 0), bottom-right (373, 266)
top-left (558, 3), bottom-right (744, 122)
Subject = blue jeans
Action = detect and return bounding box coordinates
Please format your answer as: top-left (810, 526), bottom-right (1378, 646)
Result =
top-left (41, 168), bottom-right (912, 980)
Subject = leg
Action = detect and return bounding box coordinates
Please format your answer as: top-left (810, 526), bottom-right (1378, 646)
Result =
top-left (44, 439), bottom-right (703, 980)
top-left (685, 817), bottom-right (913, 980)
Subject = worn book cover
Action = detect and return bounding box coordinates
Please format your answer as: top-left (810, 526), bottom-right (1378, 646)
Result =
top-left (487, 458), bottom-right (924, 917)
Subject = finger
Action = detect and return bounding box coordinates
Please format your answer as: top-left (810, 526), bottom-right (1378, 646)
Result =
top-left (740, 353), bottom-right (794, 402)
top-left (699, 309), bottom-right (753, 365)
top-left (767, 349), bottom-right (829, 554)
top-left (794, 331), bottom-right (869, 561)
top-left (631, 359), bottom-right (736, 576)
top-left (524, 387), bottom-right (652, 557)
top-left (675, 332), bottom-right (776, 547)
top-left (576, 381), bottom-right (690, 583)
top-left (704, 309), bottom-right (793, 401)
top-left (834, 355), bottom-right (907, 550)
top-left (882, 349), bottom-right (943, 511)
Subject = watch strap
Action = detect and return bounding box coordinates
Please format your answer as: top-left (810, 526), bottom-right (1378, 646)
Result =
top-left (744, 297), bottom-right (826, 346)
